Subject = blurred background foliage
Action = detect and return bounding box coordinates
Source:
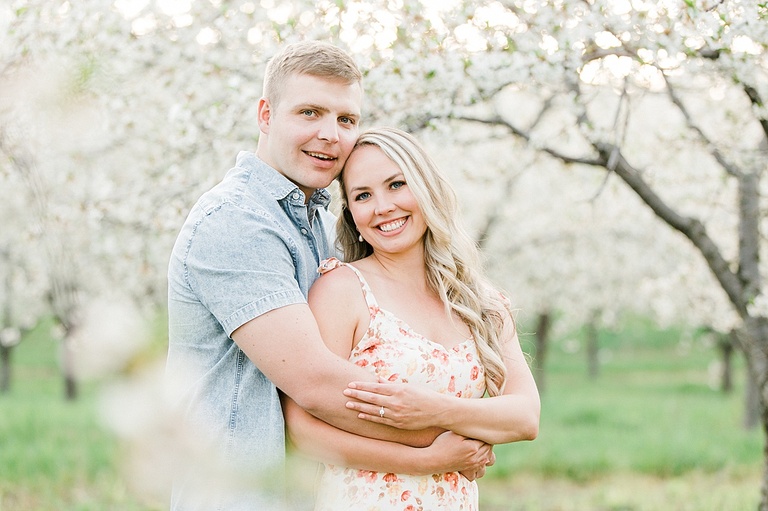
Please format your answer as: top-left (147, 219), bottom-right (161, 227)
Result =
top-left (1, 0), bottom-right (766, 509)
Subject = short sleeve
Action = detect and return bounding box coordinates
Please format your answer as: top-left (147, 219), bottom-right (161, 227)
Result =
top-left (184, 203), bottom-right (306, 336)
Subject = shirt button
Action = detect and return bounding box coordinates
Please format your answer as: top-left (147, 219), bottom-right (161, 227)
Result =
top-left (300, 228), bottom-right (308, 235)
top-left (292, 192), bottom-right (300, 200)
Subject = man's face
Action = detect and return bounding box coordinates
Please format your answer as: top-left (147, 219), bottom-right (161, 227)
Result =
top-left (257, 73), bottom-right (362, 201)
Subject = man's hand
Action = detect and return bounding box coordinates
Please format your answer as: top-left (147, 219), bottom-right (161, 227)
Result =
top-left (425, 431), bottom-right (495, 481)
top-left (460, 447), bottom-right (496, 481)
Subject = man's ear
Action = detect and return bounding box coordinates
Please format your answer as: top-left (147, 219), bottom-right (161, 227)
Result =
top-left (257, 97), bottom-right (271, 133)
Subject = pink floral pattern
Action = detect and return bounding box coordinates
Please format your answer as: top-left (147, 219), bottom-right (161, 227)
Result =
top-left (313, 258), bottom-right (486, 511)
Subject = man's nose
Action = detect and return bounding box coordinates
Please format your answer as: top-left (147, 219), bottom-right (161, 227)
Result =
top-left (317, 118), bottom-right (339, 143)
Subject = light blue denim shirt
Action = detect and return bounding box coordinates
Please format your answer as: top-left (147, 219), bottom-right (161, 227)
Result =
top-left (166, 151), bottom-right (333, 510)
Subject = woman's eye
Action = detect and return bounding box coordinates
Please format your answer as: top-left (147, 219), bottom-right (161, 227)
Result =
top-left (354, 192), bottom-right (370, 201)
top-left (391, 181), bottom-right (406, 190)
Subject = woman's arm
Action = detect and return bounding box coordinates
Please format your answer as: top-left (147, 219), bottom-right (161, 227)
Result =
top-left (285, 263), bottom-right (491, 476)
top-left (296, 264), bottom-right (442, 447)
top-left (343, 311), bottom-right (541, 445)
top-left (281, 393), bottom-right (494, 478)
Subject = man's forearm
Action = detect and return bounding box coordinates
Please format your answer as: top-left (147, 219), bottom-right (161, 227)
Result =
top-left (295, 354), bottom-right (441, 447)
top-left (232, 304), bottom-right (441, 447)
top-left (283, 395), bottom-right (447, 474)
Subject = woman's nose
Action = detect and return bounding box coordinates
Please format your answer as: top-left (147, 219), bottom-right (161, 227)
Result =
top-left (374, 198), bottom-right (396, 215)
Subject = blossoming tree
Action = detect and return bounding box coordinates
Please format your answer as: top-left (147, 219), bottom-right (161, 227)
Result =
top-left (2, 0), bottom-right (767, 505)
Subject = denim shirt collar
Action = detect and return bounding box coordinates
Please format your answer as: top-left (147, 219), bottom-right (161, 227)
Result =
top-left (236, 151), bottom-right (331, 223)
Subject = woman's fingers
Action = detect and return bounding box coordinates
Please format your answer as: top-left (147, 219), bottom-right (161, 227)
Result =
top-left (347, 381), bottom-right (393, 393)
top-left (345, 396), bottom-right (389, 414)
top-left (345, 400), bottom-right (388, 419)
top-left (343, 388), bottom-right (387, 405)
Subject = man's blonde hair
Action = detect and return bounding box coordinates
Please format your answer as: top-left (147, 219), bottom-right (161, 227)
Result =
top-left (263, 41), bottom-right (362, 106)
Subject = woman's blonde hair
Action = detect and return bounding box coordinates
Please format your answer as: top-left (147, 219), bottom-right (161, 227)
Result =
top-left (336, 127), bottom-right (512, 396)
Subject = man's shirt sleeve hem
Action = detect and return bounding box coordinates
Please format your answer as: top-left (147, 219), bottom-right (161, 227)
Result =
top-left (222, 290), bottom-right (306, 336)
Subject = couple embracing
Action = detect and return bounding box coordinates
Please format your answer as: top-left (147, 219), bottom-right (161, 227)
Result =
top-left (166, 40), bottom-right (540, 511)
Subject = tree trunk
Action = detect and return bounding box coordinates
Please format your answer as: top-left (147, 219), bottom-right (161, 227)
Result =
top-left (739, 320), bottom-right (768, 510)
top-left (533, 310), bottom-right (551, 393)
top-left (720, 331), bottom-right (734, 393)
top-left (744, 353), bottom-right (760, 430)
top-left (0, 344), bottom-right (10, 393)
top-left (585, 312), bottom-right (600, 379)
top-left (762, 387), bottom-right (768, 511)
top-left (730, 327), bottom-right (760, 429)
top-left (1, 248), bottom-right (11, 393)
top-left (64, 373), bottom-right (77, 400)
top-left (47, 276), bottom-right (80, 402)
top-left (61, 335), bottom-right (78, 401)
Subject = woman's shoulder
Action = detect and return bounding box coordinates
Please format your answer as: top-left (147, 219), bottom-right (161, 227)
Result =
top-left (312, 258), bottom-right (364, 295)
top-left (317, 257), bottom-right (343, 275)
top-left (309, 259), bottom-right (371, 325)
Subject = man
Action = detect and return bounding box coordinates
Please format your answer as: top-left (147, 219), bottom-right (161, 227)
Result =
top-left (166, 41), bottom-right (490, 510)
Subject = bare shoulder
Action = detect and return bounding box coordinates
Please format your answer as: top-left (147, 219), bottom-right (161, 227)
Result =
top-left (309, 262), bottom-right (364, 303)
top-left (309, 261), bottom-right (370, 352)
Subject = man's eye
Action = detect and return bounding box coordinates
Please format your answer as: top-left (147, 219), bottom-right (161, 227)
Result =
top-left (339, 116), bottom-right (356, 125)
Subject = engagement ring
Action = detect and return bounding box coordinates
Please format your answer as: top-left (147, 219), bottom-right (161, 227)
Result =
top-left (379, 406), bottom-right (385, 418)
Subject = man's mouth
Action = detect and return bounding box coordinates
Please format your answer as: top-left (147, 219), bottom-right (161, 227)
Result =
top-left (305, 151), bottom-right (335, 161)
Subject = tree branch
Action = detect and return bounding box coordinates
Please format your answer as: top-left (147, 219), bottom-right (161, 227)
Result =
top-left (661, 71), bottom-right (743, 177)
top-left (743, 84), bottom-right (768, 141)
top-left (452, 113), bottom-right (747, 315)
top-left (591, 141), bottom-right (747, 315)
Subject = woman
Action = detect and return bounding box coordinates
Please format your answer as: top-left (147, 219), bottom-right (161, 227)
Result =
top-left (282, 127), bottom-right (540, 510)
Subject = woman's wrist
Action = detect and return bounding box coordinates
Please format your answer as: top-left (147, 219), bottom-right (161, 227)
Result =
top-left (433, 392), bottom-right (457, 431)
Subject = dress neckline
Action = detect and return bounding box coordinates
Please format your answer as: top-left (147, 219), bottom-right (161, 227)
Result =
top-left (375, 307), bottom-right (474, 352)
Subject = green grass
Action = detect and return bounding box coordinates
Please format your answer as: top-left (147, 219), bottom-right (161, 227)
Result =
top-left (0, 315), bottom-right (763, 510)
top-left (479, 317), bottom-right (762, 509)
top-left (0, 322), bottom-right (152, 511)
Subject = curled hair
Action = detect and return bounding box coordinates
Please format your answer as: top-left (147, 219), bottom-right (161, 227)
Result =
top-left (336, 127), bottom-right (512, 396)
top-left (263, 41), bottom-right (362, 107)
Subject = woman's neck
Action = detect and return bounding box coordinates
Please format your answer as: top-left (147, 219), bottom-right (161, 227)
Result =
top-left (369, 247), bottom-right (428, 290)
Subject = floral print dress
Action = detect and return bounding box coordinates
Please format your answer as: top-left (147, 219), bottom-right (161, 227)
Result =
top-left (313, 258), bottom-right (486, 511)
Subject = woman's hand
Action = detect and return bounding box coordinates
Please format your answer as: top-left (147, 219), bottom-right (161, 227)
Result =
top-left (343, 381), bottom-right (499, 480)
top-left (344, 380), bottom-right (448, 430)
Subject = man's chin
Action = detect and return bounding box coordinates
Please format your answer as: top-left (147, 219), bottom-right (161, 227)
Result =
top-left (312, 172), bottom-right (341, 190)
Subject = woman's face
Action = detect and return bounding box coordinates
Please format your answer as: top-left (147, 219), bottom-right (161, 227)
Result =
top-left (342, 145), bottom-right (427, 257)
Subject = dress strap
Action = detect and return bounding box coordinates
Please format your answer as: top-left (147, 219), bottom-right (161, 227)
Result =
top-left (318, 257), bottom-right (379, 312)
